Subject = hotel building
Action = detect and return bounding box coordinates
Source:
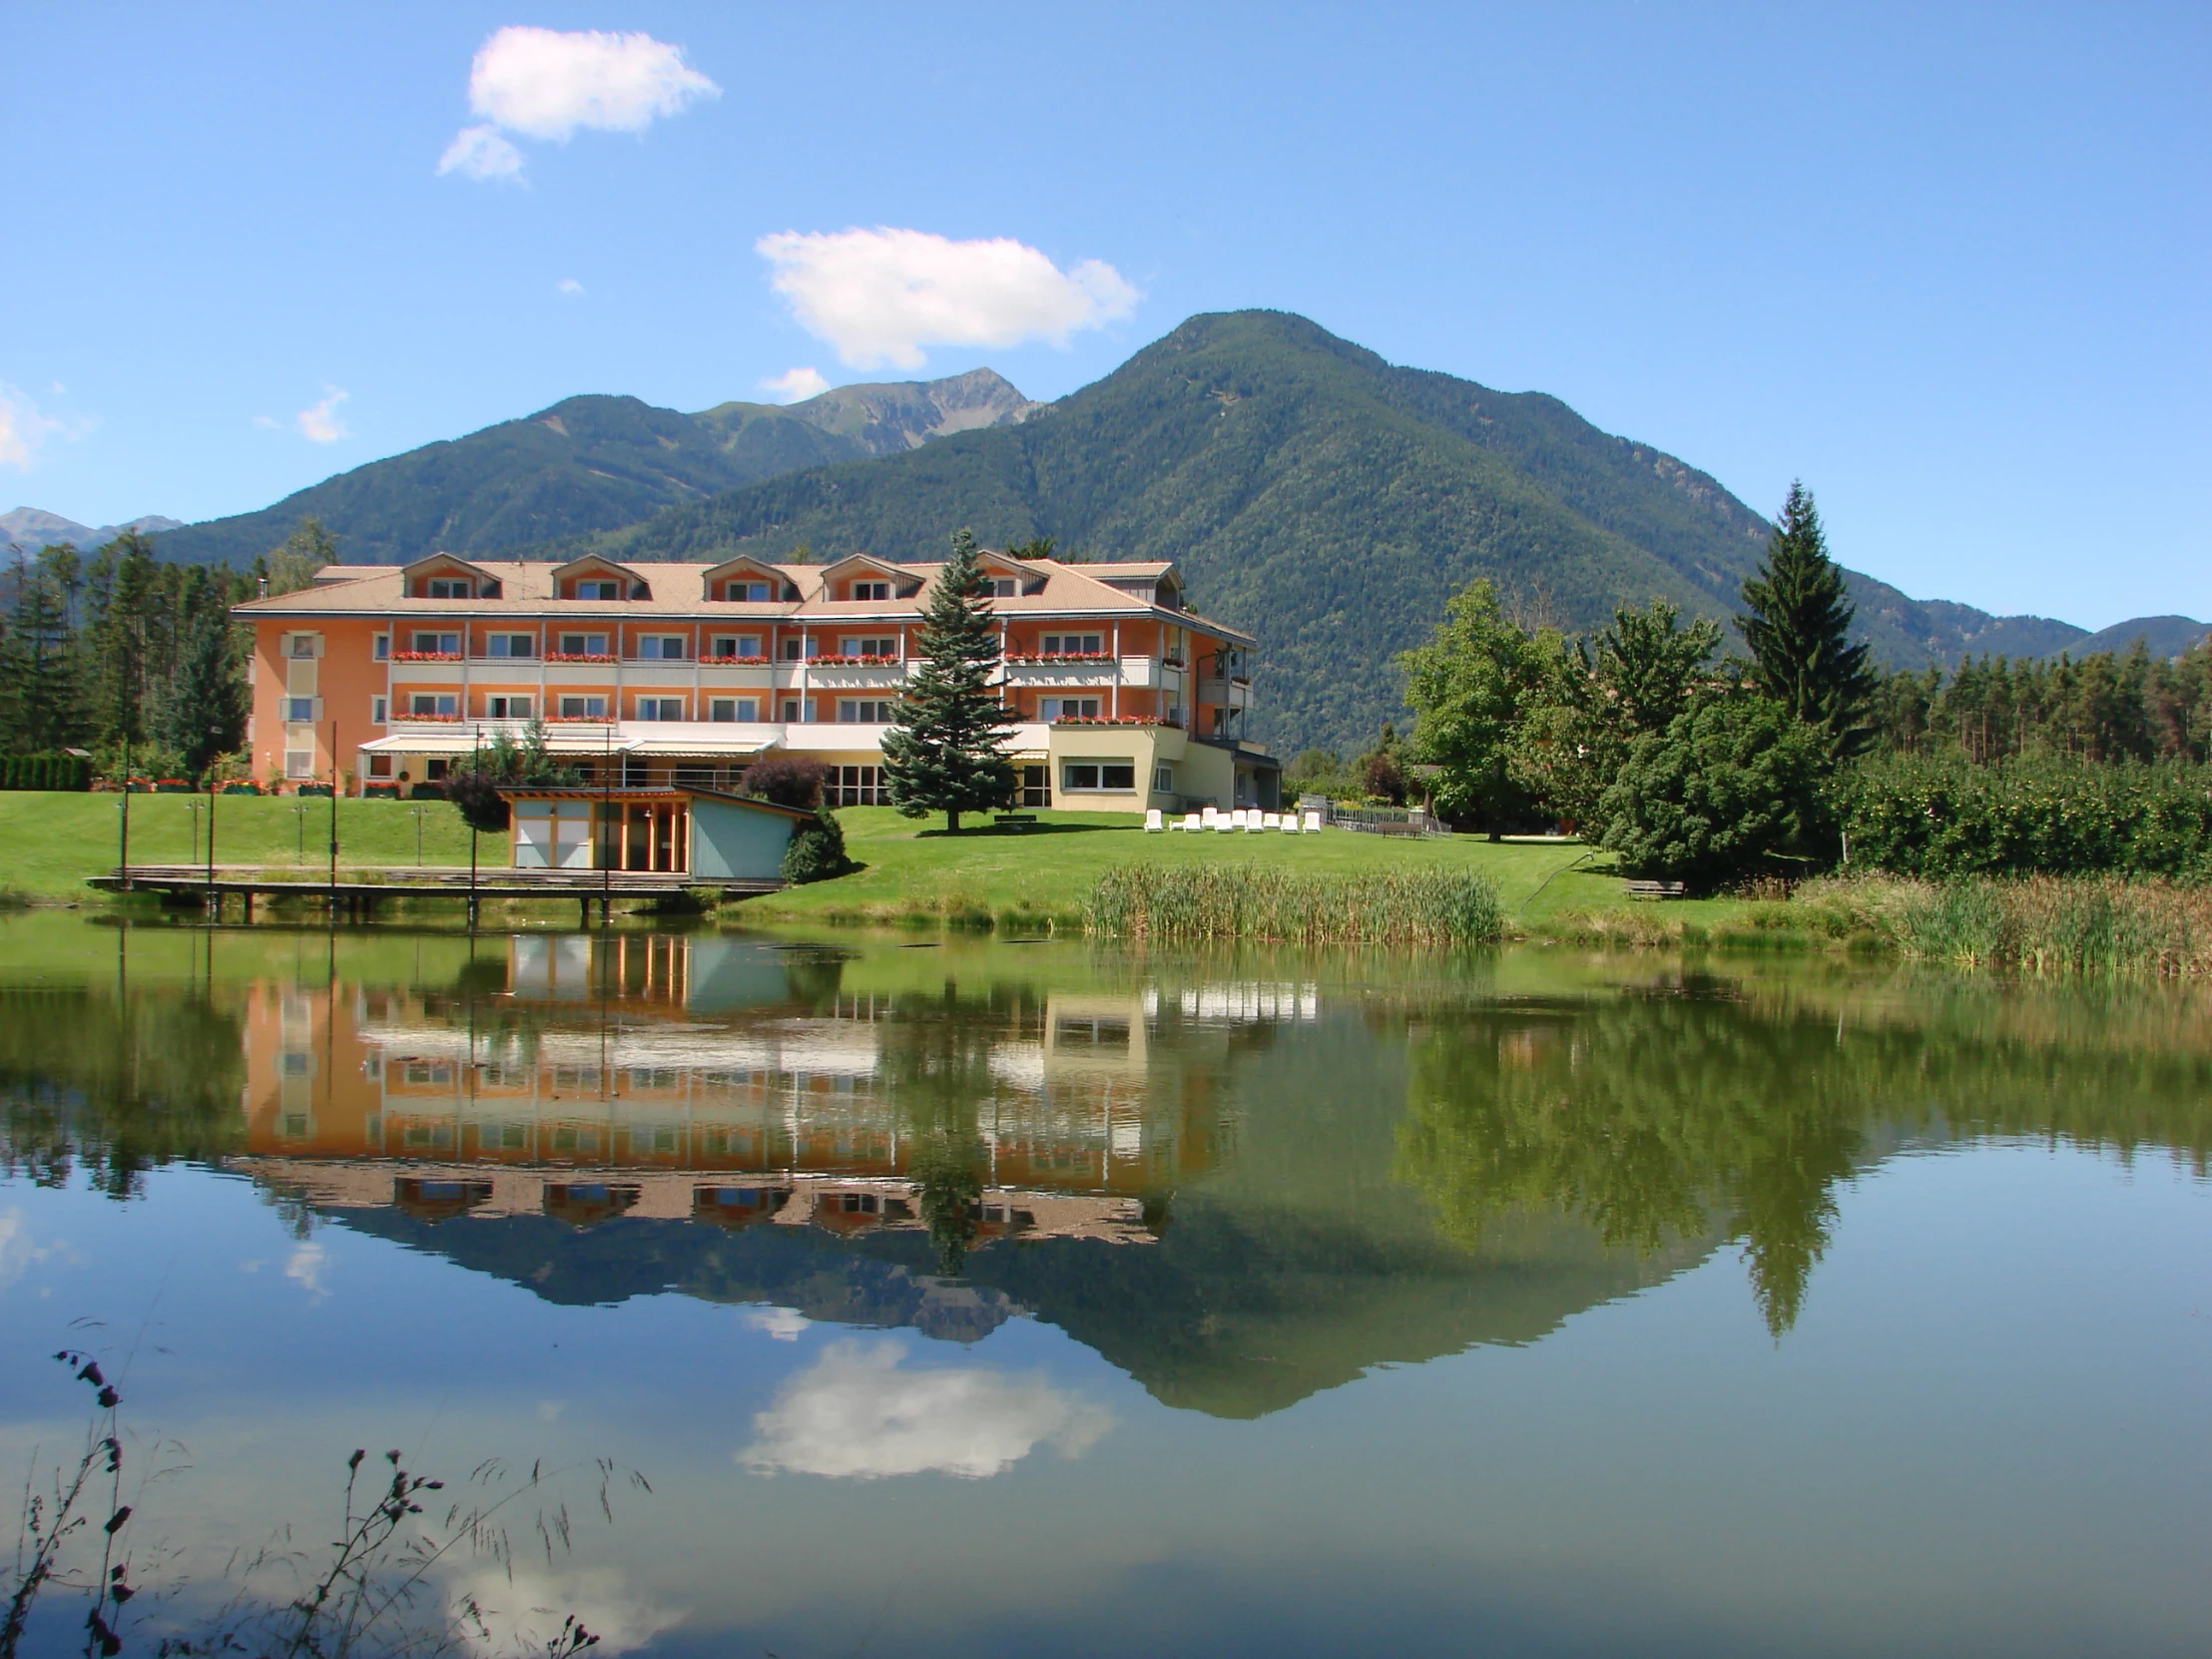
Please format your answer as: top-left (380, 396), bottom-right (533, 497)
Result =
top-left (234, 547), bottom-right (1279, 813)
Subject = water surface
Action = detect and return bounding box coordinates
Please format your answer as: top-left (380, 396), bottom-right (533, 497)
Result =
top-left (2, 915), bottom-right (2207, 1656)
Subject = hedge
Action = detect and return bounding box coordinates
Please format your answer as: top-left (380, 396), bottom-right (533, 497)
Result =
top-left (1835, 755), bottom-right (2212, 879)
top-left (0, 754), bottom-right (94, 792)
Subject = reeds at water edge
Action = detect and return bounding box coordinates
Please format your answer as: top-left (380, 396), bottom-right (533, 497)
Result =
top-left (1841, 873), bottom-right (2212, 977)
top-left (1087, 863), bottom-right (1504, 947)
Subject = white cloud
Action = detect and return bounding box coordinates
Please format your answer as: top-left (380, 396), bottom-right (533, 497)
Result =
top-left (756, 228), bottom-right (1140, 370)
top-left (437, 124), bottom-right (524, 182)
top-left (0, 384), bottom-right (88, 470)
top-left (438, 27), bottom-right (718, 179)
top-left (758, 366), bottom-right (829, 404)
top-left (556, 276), bottom-right (585, 296)
top-left (449, 1567), bottom-right (682, 1657)
top-left (0, 1207), bottom-right (57, 1290)
top-left (296, 388), bottom-right (349, 444)
top-left (741, 1340), bottom-right (1110, 1480)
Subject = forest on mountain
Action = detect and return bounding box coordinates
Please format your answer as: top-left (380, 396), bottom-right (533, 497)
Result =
top-left (537, 312), bottom-right (2085, 753)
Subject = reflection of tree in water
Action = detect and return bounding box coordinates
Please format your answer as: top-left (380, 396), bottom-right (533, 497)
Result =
top-left (0, 985), bottom-right (247, 1196)
top-left (872, 981), bottom-right (1022, 1276)
top-left (1394, 976), bottom-right (2212, 1336)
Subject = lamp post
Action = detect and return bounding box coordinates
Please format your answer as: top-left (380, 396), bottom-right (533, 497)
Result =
top-left (291, 804), bottom-right (308, 863)
top-left (118, 734), bottom-right (131, 891)
top-left (409, 806), bottom-right (427, 865)
top-left (467, 724), bottom-right (481, 931)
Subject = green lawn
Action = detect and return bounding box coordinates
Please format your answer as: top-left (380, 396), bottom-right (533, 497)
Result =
top-left (0, 792), bottom-right (482, 897)
top-left (737, 807), bottom-right (1615, 929)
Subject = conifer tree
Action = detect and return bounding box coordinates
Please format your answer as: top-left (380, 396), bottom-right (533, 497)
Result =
top-left (0, 549), bottom-right (87, 753)
top-left (160, 570), bottom-right (250, 780)
top-left (881, 529), bottom-right (1019, 830)
top-left (1740, 482), bottom-right (1876, 760)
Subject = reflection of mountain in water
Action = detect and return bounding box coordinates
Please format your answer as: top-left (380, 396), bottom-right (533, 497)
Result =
top-left (11, 924), bottom-right (2212, 1419)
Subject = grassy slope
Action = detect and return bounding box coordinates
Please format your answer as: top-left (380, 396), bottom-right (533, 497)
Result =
top-left (736, 806), bottom-right (1622, 929)
top-left (0, 793), bottom-right (482, 897)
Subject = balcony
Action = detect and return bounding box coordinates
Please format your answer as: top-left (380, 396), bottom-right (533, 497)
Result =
top-left (1000, 656), bottom-right (1161, 689)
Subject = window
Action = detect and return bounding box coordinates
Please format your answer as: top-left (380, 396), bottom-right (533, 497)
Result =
top-left (827, 766), bottom-right (888, 806)
top-left (485, 695), bottom-right (533, 719)
top-left (1062, 760), bottom-right (1136, 793)
top-left (711, 635), bottom-right (762, 659)
top-left (370, 696), bottom-right (388, 726)
top-left (408, 694), bottom-right (458, 718)
top-left (709, 698), bottom-right (760, 723)
top-left (284, 751), bottom-right (313, 779)
top-left (372, 634), bottom-right (389, 661)
top-left (556, 633), bottom-right (609, 656)
top-left (721, 579), bottom-right (773, 603)
top-left (989, 578), bottom-right (1016, 597)
top-left (287, 635), bottom-right (318, 658)
top-left (781, 637), bottom-right (807, 661)
top-left (635, 635), bottom-right (687, 661)
top-left (366, 753), bottom-right (393, 779)
top-left (424, 758), bottom-right (449, 782)
top-left (1040, 697), bottom-right (1101, 722)
top-left (410, 632), bottom-right (459, 656)
top-left (838, 637), bottom-right (897, 658)
top-left (836, 699), bottom-right (894, 723)
top-left (1155, 764), bottom-right (1174, 794)
top-left (558, 695), bottom-right (608, 719)
top-left (285, 697), bottom-right (316, 723)
top-left (1042, 633), bottom-right (1104, 656)
top-left (780, 699), bottom-right (804, 723)
top-left (573, 578), bottom-right (621, 600)
top-left (1018, 765), bottom-right (1050, 809)
top-left (426, 577), bottom-right (472, 598)
top-left (848, 580), bottom-right (891, 602)
top-left (485, 633), bottom-right (535, 658)
top-left (635, 697), bottom-right (684, 722)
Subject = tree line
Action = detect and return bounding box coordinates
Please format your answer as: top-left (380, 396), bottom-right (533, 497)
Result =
top-left (0, 520), bottom-right (331, 783)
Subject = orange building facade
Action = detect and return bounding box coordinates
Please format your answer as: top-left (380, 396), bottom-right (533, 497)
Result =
top-left (234, 547), bottom-right (1279, 813)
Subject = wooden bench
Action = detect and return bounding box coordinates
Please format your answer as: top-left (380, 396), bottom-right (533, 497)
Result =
top-left (993, 814), bottom-right (1038, 830)
top-left (1623, 879), bottom-right (1689, 900)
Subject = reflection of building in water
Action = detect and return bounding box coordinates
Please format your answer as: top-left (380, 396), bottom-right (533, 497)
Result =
top-left (233, 935), bottom-right (1290, 1240)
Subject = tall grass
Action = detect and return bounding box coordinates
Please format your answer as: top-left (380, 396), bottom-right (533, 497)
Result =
top-left (1088, 862), bottom-right (1503, 946)
top-left (1806, 873), bottom-right (2212, 977)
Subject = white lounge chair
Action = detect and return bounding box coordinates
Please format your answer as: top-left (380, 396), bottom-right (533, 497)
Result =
top-left (1180, 813), bottom-right (1202, 831)
top-left (1214, 812), bottom-right (1236, 831)
top-left (1303, 810), bottom-right (1324, 832)
top-left (1200, 807), bottom-right (1219, 827)
top-left (1144, 809), bottom-right (1165, 832)
top-left (1279, 813), bottom-right (1300, 833)
top-left (1262, 813), bottom-right (1282, 830)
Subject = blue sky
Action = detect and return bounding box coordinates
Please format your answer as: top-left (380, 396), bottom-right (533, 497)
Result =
top-left (2, 2), bottom-right (2203, 628)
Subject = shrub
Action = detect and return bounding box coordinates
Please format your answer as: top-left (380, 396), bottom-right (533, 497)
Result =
top-left (0, 753), bottom-right (93, 791)
top-left (781, 808), bottom-right (854, 884)
top-left (741, 754), bottom-right (827, 810)
top-left (1833, 753), bottom-right (2212, 878)
top-left (1597, 696), bottom-right (1825, 888)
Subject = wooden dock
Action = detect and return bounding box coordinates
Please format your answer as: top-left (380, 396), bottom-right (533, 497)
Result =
top-left (87, 864), bottom-right (781, 923)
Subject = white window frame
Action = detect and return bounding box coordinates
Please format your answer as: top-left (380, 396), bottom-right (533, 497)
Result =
top-left (558, 696), bottom-right (608, 719)
top-left (410, 631), bottom-right (459, 656)
top-left (838, 637), bottom-right (897, 658)
top-left (1042, 633), bottom-right (1104, 656)
top-left (989, 578), bottom-right (1016, 597)
top-left (486, 695), bottom-right (533, 719)
top-left (557, 633), bottom-right (609, 656)
top-left (835, 699), bottom-right (894, 724)
top-left (408, 693), bottom-right (458, 718)
top-left (574, 578), bottom-right (621, 600)
top-left (485, 633), bottom-right (535, 659)
top-left (635, 696), bottom-right (685, 722)
top-left (283, 751), bottom-right (314, 779)
top-left (370, 696), bottom-right (387, 726)
top-left (637, 635), bottom-right (688, 661)
top-left (372, 633), bottom-right (389, 662)
top-left (711, 634), bottom-right (762, 659)
top-left (1154, 764), bottom-right (1174, 794)
top-left (722, 580), bottom-right (772, 603)
top-left (284, 697), bottom-right (317, 723)
top-left (1061, 759), bottom-right (1136, 793)
top-left (426, 577), bottom-right (472, 599)
top-left (1041, 697), bottom-right (1101, 722)
top-left (780, 699), bottom-right (805, 723)
top-left (709, 698), bottom-right (760, 723)
top-left (287, 634), bottom-right (319, 658)
top-left (848, 580), bottom-right (890, 601)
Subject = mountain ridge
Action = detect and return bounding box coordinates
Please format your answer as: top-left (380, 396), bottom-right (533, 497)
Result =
top-left (2, 507), bottom-right (182, 550)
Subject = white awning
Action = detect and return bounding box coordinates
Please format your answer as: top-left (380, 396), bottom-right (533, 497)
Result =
top-left (357, 722), bottom-right (779, 758)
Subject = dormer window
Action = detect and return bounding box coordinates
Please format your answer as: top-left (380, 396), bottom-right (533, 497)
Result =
top-left (721, 580), bottom-right (774, 603)
top-left (574, 579), bottom-right (621, 600)
top-left (426, 577), bottom-right (472, 599)
top-left (849, 580), bottom-right (890, 602)
top-left (989, 578), bottom-right (1016, 598)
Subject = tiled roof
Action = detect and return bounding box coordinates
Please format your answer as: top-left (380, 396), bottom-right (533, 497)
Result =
top-left (234, 555), bottom-right (1251, 643)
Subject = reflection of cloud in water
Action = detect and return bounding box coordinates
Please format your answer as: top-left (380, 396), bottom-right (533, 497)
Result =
top-left (0, 1207), bottom-right (40, 1290)
top-left (450, 1567), bottom-right (683, 1656)
top-left (744, 1305), bottom-right (811, 1341)
top-left (284, 1241), bottom-right (330, 1300)
top-left (742, 1340), bottom-right (1110, 1479)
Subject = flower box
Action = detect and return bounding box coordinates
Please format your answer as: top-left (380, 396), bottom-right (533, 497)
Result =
top-left (1047, 716), bottom-right (1167, 727)
top-left (154, 780), bottom-right (193, 793)
top-left (546, 653), bottom-right (619, 664)
top-left (395, 714), bottom-right (464, 723)
top-left (544, 714), bottom-right (611, 724)
top-left (361, 784), bottom-right (401, 800)
top-left (391, 652), bottom-right (462, 663)
top-left (296, 783), bottom-right (334, 798)
top-left (706, 656), bottom-right (772, 666)
top-left (810, 654), bottom-right (900, 666)
top-left (1005, 653), bottom-right (1115, 664)
top-left (408, 784), bottom-right (447, 801)
top-left (220, 783), bottom-right (261, 796)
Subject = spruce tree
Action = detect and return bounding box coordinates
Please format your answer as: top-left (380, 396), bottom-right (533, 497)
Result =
top-left (881, 529), bottom-right (1019, 830)
top-left (160, 571), bottom-right (249, 780)
top-left (1740, 482), bottom-right (1876, 760)
top-left (0, 550), bottom-right (86, 754)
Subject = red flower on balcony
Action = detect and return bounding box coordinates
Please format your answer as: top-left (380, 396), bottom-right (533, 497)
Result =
top-left (1004, 652), bottom-right (1115, 664)
top-left (545, 653), bottom-right (619, 663)
top-left (706, 655), bottom-right (772, 666)
top-left (390, 651), bottom-right (462, 663)
top-left (810, 654), bottom-right (900, 666)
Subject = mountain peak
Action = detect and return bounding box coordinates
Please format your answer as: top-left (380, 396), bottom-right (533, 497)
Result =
top-left (781, 367), bottom-right (1039, 454)
top-left (2, 507), bottom-right (182, 549)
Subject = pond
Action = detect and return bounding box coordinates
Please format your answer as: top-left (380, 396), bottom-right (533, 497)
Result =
top-left (1, 914), bottom-right (2207, 1657)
